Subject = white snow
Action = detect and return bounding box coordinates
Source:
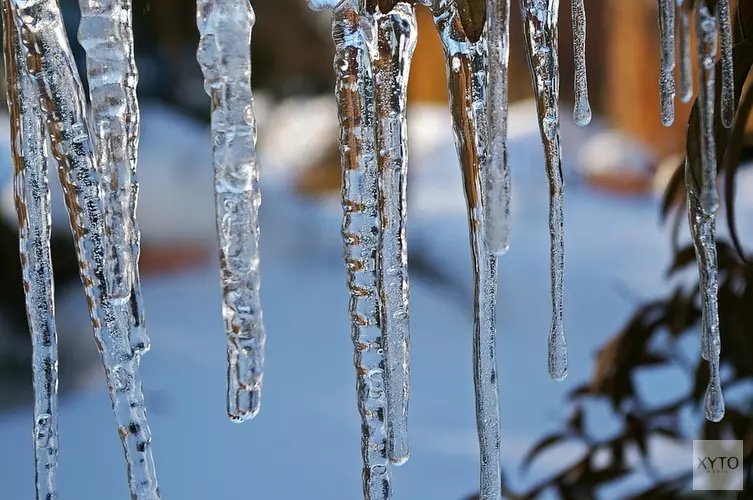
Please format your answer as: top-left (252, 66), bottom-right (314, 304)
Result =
top-left (1, 97), bottom-right (749, 498)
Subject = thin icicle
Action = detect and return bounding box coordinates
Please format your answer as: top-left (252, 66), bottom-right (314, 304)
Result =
top-left (657, 0), bottom-right (676, 126)
top-left (10, 1), bottom-right (159, 497)
top-left (330, 1), bottom-right (391, 497)
top-left (486, 0), bottom-right (512, 255)
top-left (431, 2), bottom-right (502, 499)
top-left (363, 1), bottom-right (416, 467)
top-left (677, 0), bottom-right (692, 103)
top-left (2, 3), bottom-right (58, 497)
top-left (686, 188), bottom-right (724, 422)
top-left (520, 0), bottom-right (567, 381)
top-left (571, 0), bottom-right (591, 126)
top-left (716, 0), bottom-right (734, 128)
top-left (77, 0), bottom-right (149, 356)
top-left (696, 2), bottom-right (719, 215)
top-left (196, 0), bottom-right (266, 422)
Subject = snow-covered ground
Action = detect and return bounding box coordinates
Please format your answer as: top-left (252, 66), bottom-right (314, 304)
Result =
top-left (1, 97), bottom-right (749, 499)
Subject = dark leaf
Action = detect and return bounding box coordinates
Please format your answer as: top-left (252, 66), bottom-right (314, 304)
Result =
top-left (692, 358), bottom-right (710, 402)
top-left (567, 407), bottom-right (584, 435)
top-left (626, 413), bottom-right (648, 458)
top-left (660, 157), bottom-right (686, 224)
top-left (683, 38), bottom-right (753, 219)
top-left (667, 246), bottom-right (700, 275)
top-left (734, 0), bottom-right (753, 43)
top-left (587, 465), bottom-right (631, 486)
top-left (520, 433), bottom-right (569, 472)
top-left (610, 439), bottom-right (625, 469)
top-left (653, 426), bottom-right (683, 441)
top-left (455, 0), bottom-right (486, 43)
top-left (723, 78), bottom-right (753, 263)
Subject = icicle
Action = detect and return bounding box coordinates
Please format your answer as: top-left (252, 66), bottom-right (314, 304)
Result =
top-left (571, 0), bottom-right (591, 126)
top-left (362, 0), bottom-right (416, 467)
top-left (2, 3), bottom-right (59, 497)
top-left (485, 0), bottom-right (512, 255)
top-left (519, 0), bottom-right (567, 381)
top-left (196, 0), bottom-right (266, 422)
top-left (77, 0), bottom-right (149, 356)
top-left (676, 0), bottom-right (692, 103)
top-left (716, 0), bottom-right (734, 128)
top-left (696, 2), bottom-right (719, 215)
top-left (657, 0), bottom-right (676, 126)
top-left (686, 188), bottom-right (724, 422)
top-left (10, 1), bottom-right (160, 497)
top-left (329, 1), bottom-right (391, 497)
top-left (431, 2), bottom-right (502, 499)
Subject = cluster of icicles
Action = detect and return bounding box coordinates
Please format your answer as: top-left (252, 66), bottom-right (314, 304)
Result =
top-left (1, 0), bottom-right (732, 498)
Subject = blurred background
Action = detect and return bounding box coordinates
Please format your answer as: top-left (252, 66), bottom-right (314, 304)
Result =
top-left (0, 0), bottom-right (752, 498)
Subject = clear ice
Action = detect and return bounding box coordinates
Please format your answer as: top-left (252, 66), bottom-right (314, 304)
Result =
top-left (485, 0), bottom-right (512, 255)
top-left (676, 0), bottom-right (692, 103)
top-left (571, 0), bottom-right (591, 125)
top-left (696, 1), bottom-right (719, 215)
top-left (196, 0), bottom-right (267, 422)
top-left (431, 1), bottom-right (502, 498)
top-left (686, 186), bottom-right (724, 422)
top-left (363, 0), bottom-right (416, 466)
top-left (657, 0), bottom-right (675, 126)
top-left (10, 0), bottom-right (160, 497)
top-left (331, 0), bottom-right (391, 497)
top-left (519, 0), bottom-right (568, 381)
top-left (717, 0), bottom-right (734, 128)
top-left (691, 1), bottom-right (725, 423)
top-left (2, 2), bottom-right (59, 497)
top-left (77, 0), bottom-right (149, 355)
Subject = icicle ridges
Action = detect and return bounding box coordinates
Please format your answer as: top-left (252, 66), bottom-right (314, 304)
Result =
top-left (676, 0), bottom-right (692, 103)
top-left (196, 0), bottom-right (267, 422)
top-left (717, 0), bottom-right (734, 128)
top-left (330, 1), bottom-right (392, 497)
top-left (77, 0), bottom-right (149, 356)
top-left (10, 1), bottom-right (160, 497)
top-left (519, 0), bottom-right (568, 382)
top-left (571, 0), bottom-right (591, 126)
top-left (431, 1), bottom-right (502, 499)
top-left (657, 0), bottom-right (675, 126)
top-left (363, 0), bottom-right (417, 467)
top-left (2, 2), bottom-right (59, 497)
top-left (486, 0), bottom-right (512, 255)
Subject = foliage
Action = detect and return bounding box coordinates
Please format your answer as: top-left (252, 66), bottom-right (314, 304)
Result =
top-left (465, 1), bottom-right (753, 498)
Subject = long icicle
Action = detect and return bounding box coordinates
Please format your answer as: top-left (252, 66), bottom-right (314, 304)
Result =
top-left (196, 0), bottom-right (267, 422)
top-left (657, 0), bottom-right (676, 126)
top-left (571, 0), bottom-right (591, 125)
top-left (77, 0), bottom-right (149, 356)
top-left (486, 0), bottom-right (511, 255)
top-left (2, 2), bottom-right (59, 497)
top-left (717, 0), bottom-right (734, 128)
top-left (520, 0), bottom-right (567, 381)
top-left (693, 0), bottom-right (724, 422)
top-left (676, 0), bottom-right (692, 103)
top-left (431, 2), bottom-right (502, 498)
top-left (329, 0), bottom-right (392, 497)
top-left (696, 2), bottom-right (719, 216)
top-left (10, 1), bottom-right (160, 497)
top-left (364, 0), bottom-right (417, 466)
